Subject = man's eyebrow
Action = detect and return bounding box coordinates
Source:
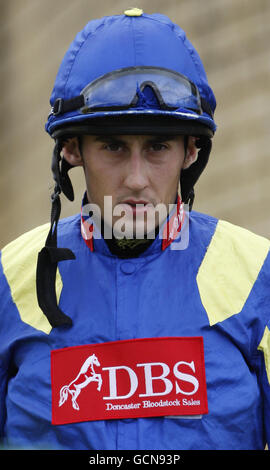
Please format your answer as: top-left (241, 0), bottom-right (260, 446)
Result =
top-left (94, 135), bottom-right (125, 143)
top-left (147, 135), bottom-right (177, 143)
top-left (94, 135), bottom-right (178, 143)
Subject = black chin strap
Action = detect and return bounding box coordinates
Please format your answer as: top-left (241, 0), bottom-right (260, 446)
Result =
top-left (181, 136), bottom-right (212, 211)
top-left (36, 141), bottom-right (76, 328)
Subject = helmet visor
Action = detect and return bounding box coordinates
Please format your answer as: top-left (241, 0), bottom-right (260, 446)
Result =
top-left (80, 66), bottom-right (202, 115)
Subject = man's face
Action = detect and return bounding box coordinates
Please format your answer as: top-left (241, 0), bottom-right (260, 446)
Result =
top-left (63, 134), bottom-right (197, 238)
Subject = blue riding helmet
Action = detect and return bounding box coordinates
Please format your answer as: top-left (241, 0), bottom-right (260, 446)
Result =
top-left (46, 11), bottom-right (216, 137)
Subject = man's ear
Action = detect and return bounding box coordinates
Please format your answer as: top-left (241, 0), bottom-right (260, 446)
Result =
top-left (182, 136), bottom-right (198, 169)
top-left (62, 137), bottom-right (83, 167)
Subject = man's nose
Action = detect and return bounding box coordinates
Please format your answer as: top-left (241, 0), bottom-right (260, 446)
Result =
top-left (123, 149), bottom-right (148, 191)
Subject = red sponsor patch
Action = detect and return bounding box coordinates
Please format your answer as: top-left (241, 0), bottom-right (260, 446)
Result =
top-left (51, 337), bottom-right (208, 425)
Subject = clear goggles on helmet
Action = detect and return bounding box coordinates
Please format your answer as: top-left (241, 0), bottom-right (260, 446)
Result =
top-left (79, 66), bottom-right (202, 115)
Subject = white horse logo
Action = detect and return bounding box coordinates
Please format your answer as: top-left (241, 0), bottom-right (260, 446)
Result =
top-left (59, 353), bottom-right (102, 410)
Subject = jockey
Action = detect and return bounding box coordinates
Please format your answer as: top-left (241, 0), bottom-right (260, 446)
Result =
top-left (0, 9), bottom-right (270, 451)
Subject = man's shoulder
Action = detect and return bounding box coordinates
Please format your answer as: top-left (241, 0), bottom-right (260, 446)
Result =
top-left (191, 209), bottom-right (270, 250)
top-left (0, 213), bottom-right (81, 268)
top-left (191, 209), bottom-right (270, 291)
top-left (195, 211), bottom-right (270, 327)
top-left (0, 214), bottom-right (81, 334)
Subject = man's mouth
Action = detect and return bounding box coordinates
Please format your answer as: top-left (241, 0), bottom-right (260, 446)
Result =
top-left (119, 200), bottom-right (153, 215)
top-left (122, 199), bottom-right (149, 206)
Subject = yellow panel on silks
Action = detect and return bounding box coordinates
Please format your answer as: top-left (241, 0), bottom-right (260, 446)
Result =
top-left (258, 326), bottom-right (270, 385)
top-left (1, 224), bottom-right (63, 334)
top-left (196, 220), bottom-right (270, 326)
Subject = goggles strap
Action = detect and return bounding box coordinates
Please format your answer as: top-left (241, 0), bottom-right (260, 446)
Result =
top-left (52, 95), bottom-right (85, 116)
top-left (200, 97), bottom-right (214, 118)
top-left (52, 94), bottom-right (212, 116)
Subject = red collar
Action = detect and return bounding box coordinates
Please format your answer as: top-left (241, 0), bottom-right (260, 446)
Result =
top-left (81, 195), bottom-right (185, 253)
top-left (161, 195), bottom-right (185, 250)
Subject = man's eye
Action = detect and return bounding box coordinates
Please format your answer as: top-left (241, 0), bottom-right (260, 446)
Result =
top-left (150, 143), bottom-right (168, 151)
top-left (104, 143), bottom-right (123, 152)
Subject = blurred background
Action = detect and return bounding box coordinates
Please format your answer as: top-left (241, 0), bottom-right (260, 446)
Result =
top-left (0, 0), bottom-right (269, 248)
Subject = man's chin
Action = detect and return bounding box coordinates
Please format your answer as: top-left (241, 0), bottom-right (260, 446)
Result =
top-left (111, 219), bottom-right (156, 240)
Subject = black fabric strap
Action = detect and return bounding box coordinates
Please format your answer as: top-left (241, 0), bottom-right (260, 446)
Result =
top-left (180, 136), bottom-right (212, 210)
top-left (51, 141), bottom-right (74, 201)
top-left (36, 190), bottom-right (75, 328)
top-left (36, 141), bottom-right (76, 328)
